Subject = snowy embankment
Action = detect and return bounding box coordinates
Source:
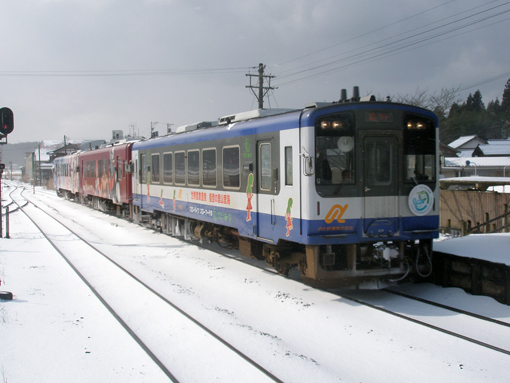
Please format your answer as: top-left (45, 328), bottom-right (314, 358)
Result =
top-left (1, 185), bottom-right (510, 382)
top-left (435, 233), bottom-right (510, 266)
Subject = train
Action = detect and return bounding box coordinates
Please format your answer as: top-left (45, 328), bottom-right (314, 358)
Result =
top-left (54, 87), bottom-right (439, 288)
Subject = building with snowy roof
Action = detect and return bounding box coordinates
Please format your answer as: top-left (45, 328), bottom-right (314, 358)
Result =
top-left (448, 135), bottom-right (487, 149)
top-left (442, 156), bottom-right (510, 178)
top-left (472, 141), bottom-right (510, 157)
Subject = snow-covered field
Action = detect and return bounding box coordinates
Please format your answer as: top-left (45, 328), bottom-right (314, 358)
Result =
top-left (1, 184), bottom-right (510, 382)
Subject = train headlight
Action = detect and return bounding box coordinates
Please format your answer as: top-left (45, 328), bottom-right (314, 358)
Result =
top-left (321, 121), bottom-right (331, 129)
top-left (332, 121), bottom-right (343, 129)
top-left (320, 120), bottom-right (344, 129)
top-left (407, 120), bottom-right (427, 130)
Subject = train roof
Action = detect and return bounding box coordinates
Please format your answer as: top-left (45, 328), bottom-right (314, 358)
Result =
top-left (132, 100), bottom-right (438, 151)
top-left (132, 108), bottom-right (303, 151)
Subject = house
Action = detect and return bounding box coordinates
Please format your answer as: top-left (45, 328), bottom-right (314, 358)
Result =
top-left (47, 143), bottom-right (82, 162)
top-left (439, 142), bottom-right (459, 157)
top-left (447, 135), bottom-right (487, 157)
top-left (472, 139), bottom-right (510, 157)
top-left (441, 156), bottom-right (510, 178)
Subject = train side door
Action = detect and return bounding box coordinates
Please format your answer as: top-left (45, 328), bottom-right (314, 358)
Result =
top-left (362, 134), bottom-right (399, 237)
top-left (256, 140), bottom-right (276, 241)
top-left (139, 153), bottom-right (147, 209)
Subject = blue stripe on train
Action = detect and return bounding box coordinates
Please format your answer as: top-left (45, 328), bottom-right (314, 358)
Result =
top-left (134, 193), bottom-right (439, 246)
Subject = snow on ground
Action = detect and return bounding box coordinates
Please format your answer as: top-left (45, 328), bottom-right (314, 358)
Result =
top-left (1, 185), bottom-right (510, 382)
top-left (435, 233), bottom-right (510, 265)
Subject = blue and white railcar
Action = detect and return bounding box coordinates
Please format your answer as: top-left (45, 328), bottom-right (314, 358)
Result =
top-left (132, 91), bottom-right (439, 287)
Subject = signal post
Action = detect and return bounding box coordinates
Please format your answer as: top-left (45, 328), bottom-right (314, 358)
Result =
top-left (0, 107), bottom-right (14, 238)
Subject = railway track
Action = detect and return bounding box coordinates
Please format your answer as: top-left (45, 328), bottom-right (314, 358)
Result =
top-left (187, 206), bottom-right (510, 359)
top-left (334, 287), bottom-right (510, 356)
top-left (15, 182), bottom-right (509, 360)
top-left (5, 181), bottom-right (510, 382)
top-left (8, 183), bottom-right (283, 383)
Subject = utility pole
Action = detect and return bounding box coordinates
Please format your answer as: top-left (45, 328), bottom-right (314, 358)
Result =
top-left (151, 122), bottom-right (159, 138)
top-left (246, 63), bottom-right (276, 109)
top-left (38, 144), bottom-right (42, 186)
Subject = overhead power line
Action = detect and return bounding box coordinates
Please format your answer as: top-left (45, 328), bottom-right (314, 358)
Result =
top-left (0, 67), bottom-right (252, 77)
top-left (273, 1), bottom-right (510, 87)
top-left (459, 70), bottom-right (510, 93)
top-left (276, 0), bottom-right (459, 68)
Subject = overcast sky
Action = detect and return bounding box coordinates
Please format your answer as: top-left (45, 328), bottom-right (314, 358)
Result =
top-left (1, 0), bottom-right (509, 143)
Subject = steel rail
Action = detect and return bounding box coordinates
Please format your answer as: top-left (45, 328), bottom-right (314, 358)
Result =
top-left (337, 291), bottom-right (510, 356)
top-left (15, 185), bottom-right (284, 383)
top-left (10, 187), bottom-right (179, 382)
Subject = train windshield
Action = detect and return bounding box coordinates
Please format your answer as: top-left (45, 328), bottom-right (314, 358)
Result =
top-left (404, 115), bottom-right (436, 183)
top-left (315, 112), bottom-right (355, 191)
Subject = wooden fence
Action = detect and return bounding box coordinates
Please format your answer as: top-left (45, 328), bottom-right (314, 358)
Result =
top-left (440, 190), bottom-right (510, 236)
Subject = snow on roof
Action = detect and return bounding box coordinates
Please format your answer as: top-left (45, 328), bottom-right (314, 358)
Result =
top-left (487, 139), bottom-right (510, 144)
top-left (440, 175), bottom-right (510, 184)
top-left (457, 149), bottom-right (474, 157)
top-left (476, 144), bottom-right (510, 156)
top-left (444, 156), bottom-right (510, 167)
top-left (448, 135), bottom-right (477, 149)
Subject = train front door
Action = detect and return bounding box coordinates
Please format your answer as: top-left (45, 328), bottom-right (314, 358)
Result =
top-left (256, 140), bottom-right (276, 241)
top-left (362, 134), bottom-right (399, 237)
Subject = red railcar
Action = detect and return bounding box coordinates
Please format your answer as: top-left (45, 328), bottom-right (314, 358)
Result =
top-left (79, 142), bottom-right (134, 213)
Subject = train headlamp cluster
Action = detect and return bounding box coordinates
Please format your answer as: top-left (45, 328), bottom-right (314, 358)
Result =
top-left (320, 120), bottom-right (344, 130)
top-left (406, 120), bottom-right (428, 130)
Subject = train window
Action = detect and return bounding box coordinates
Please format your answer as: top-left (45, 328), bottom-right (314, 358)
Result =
top-left (151, 154), bottom-right (160, 183)
top-left (285, 146), bottom-right (293, 186)
top-left (91, 161), bottom-right (96, 178)
top-left (117, 157), bottom-right (126, 180)
top-left (366, 140), bottom-right (392, 186)
top-left (163, 153), bottom-right (173, 184)
top-left (259, 143), bottom-right (272, 191)
top-left (188, 150), bottom-right (200, 186)
top-left (203, 148), bottom-right (217, 187)
top-left (315, 112), bottom-right (355, 190)
top-left (404, 115), bottom-right (436, 183)
top-left (98, 160), bottom-right (103, 179)
top-left (223, 146), bottom-right (240, 189)
top-left (175, 151), bottom-right (186, 185)
top-left (141, 154), bottom-right (147, 183)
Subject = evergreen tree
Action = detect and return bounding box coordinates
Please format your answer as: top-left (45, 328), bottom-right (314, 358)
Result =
top-left (449, 102), bottom-right (462, 116)
top-left (464, 90), bottom-right (484, 112)
top-left (487, 98), bottom-right (501, 117)
top-left (472, 90), bottom-right (485, 112)
top-left (465, 93), bottom-right (474, 111)
top-left (501, 77), bottom-right (510, 119)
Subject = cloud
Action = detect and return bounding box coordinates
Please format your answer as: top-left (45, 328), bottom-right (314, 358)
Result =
top-left (1, 0), bottom-right (510, 142)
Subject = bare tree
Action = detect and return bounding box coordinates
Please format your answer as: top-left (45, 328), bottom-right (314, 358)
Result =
top-left (430, 86), bottom-right (462, 117)
top-left (391, 86), bottom-right (461, 116)
top-left (393, 87), bottom-right (432, 109)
